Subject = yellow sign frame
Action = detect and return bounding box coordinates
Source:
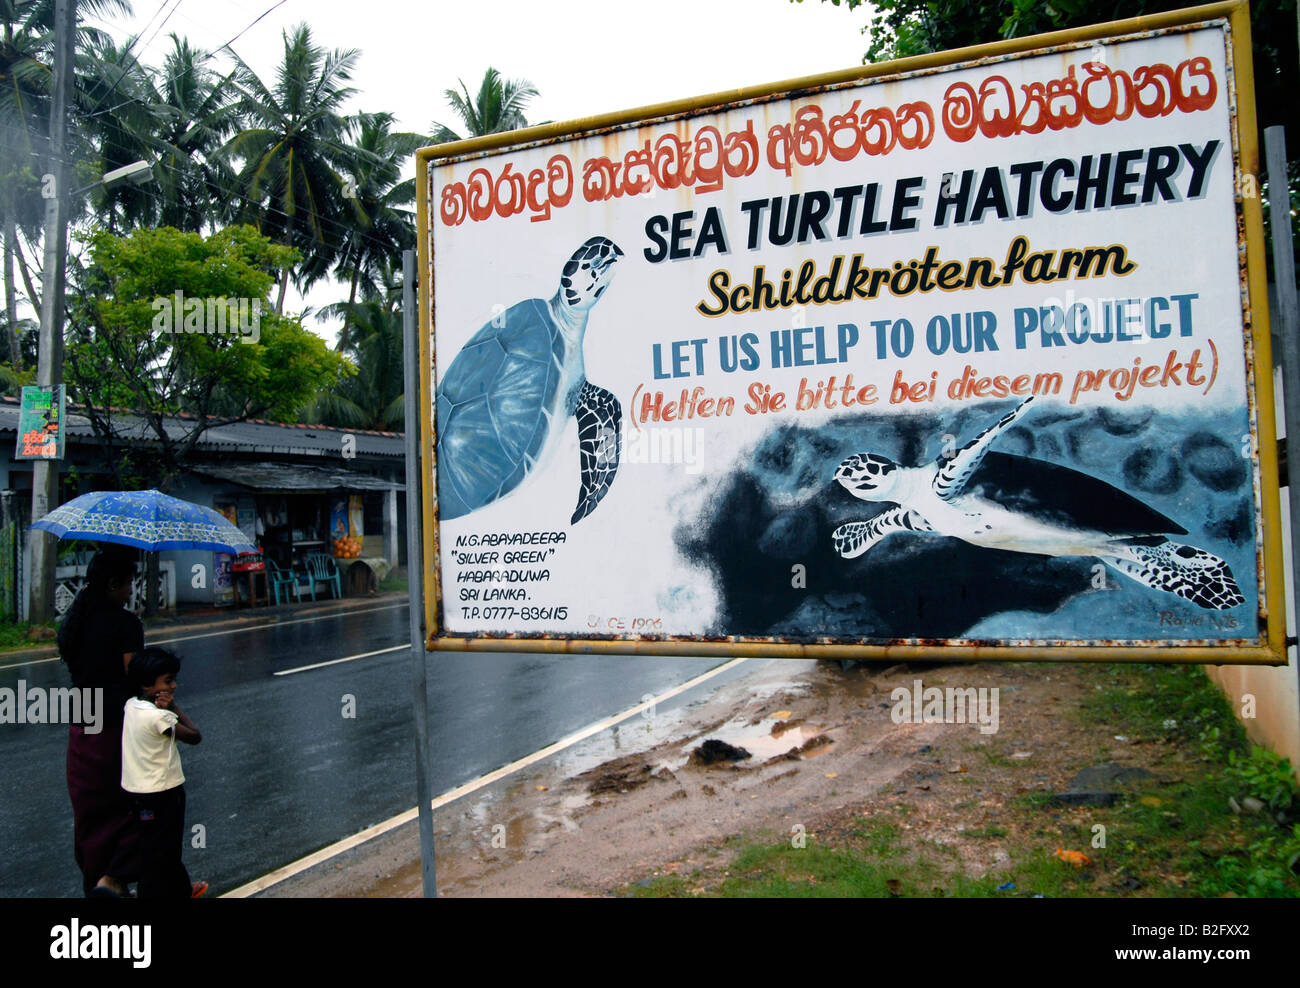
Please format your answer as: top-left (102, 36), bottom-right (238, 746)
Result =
top-left (416, 1), bottom-right (1286, 664)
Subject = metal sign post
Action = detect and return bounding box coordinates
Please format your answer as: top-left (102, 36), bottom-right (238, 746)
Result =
top-left (403, 248), bottom-right (437, 896)
top-left (1263, 126), bottom-right (1300, 706)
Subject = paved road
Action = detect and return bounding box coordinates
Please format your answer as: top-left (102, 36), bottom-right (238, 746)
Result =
top-left (0, 600), bottom-right (723, 896)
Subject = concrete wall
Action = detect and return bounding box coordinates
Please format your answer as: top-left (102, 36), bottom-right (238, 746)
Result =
top-left (1205, 488), bottom-right (1300, 780)
top-left (164, 475), bottom-right (249, 606)
top-left (1205, 363), bottom-right (1300, 781)
top-left (1206, 616), bottom-right (1300, 780)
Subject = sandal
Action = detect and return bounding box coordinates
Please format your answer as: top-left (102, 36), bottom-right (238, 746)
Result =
top-left (90, 876), bottom-right (127, 898)
top-left (191, 881), bottom-right (209, 898)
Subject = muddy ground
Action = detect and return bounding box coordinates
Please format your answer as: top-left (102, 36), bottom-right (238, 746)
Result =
top-left (257, 655), bottom-right (1170, 897)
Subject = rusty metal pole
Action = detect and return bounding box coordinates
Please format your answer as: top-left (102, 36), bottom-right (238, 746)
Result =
top-left (403, 248), bottom-right (436, 896)
top-left (1264, 127), bottom-right (1300, 708)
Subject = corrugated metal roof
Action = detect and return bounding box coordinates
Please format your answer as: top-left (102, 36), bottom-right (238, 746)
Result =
top-left (191, 462), bottom-right (405, 492)
top-left (0, 397), bottom-right (404, 458)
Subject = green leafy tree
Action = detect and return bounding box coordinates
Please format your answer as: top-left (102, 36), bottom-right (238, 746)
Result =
top-left (798, 0), bottom-right (1299, 262)
top-left (798, 0), bottom-right (1297, 152)
top-left (431, 67), bottom-right (538, 142)
top-left (66, 224), bottom-right (350, 490)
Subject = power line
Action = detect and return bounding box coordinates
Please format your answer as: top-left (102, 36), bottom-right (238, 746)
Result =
top-left (12, 1), bottom-right (394, 245)
top-left (83, 0), bottom-right (187, 118)
top-left (211, 0), bottom-right (288, 57)
top-left (14, 152), bottom-right (415, 328)
top-left (136, 0), bottom-right (187, 62)
top-left (11, 134), bottom-right (414, 267)
top-left (77, 0), bottom-right (291, 125)
top-left (22, 96), bottom-right (416, 252)
top-left (6, 0), bottom-right (420, 314)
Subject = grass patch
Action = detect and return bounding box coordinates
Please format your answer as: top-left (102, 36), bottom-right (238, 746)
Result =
top-left (848, 819), bottom-right (904, 857)
top-left (378, 571), bottom-right (408, 595)
top-left (1079, 664), bottom-right (1299, 897)
top-left (970, 745), bottom-right (1022, 769)
top-left (1079, 662), bottom-right (1240, 748)
top-left (629, 813), bottom-right (1020, 898)
top-left (625, 874), bottom-right (698, 898)
top-left (0, 621), bottom-right (58, 652)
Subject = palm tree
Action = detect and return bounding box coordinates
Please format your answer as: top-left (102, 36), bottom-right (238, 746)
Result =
top-left (225, 23), bottom-right (361, 313)
top-left (75, 29), bottom-right (162, 232)
top-left (332, 110), bottom-right (421, 350)
top-left (430, 67), bottom-right (538, 142)
top-left (144, 34), bottom-right (240, 234)
top-left (304, 288), bottom-right (404, 430)
top-left (0, 0), bottom-right (133, 364)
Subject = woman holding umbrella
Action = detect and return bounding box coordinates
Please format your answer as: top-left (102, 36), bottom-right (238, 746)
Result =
top-left (36, 488), bottom-right (259, 895)
top-left (58, 546), bottom-right (143, 897)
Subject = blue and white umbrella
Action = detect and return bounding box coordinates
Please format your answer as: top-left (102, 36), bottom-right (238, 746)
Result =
top-left (30, 489), bottom-right (259, 554)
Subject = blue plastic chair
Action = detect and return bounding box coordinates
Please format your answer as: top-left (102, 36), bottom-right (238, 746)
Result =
top-left (304, 552), bottom-right (342, 600)
top-left (267, 558), bottom-right (313, 604)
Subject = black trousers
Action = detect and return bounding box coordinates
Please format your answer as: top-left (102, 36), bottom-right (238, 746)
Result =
top-left (68, 723), bottom-right (141, 896)
top-left (133, 785), bottom-right (191, 899)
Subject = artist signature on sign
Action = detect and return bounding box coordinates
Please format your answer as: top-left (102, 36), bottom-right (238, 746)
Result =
top-left (1158, 610), bottom-right (1238, 630)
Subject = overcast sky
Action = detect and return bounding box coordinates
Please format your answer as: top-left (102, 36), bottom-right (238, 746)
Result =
top-left (84, 0), bottom-right (874, 340)
top-left (95, 0), bottom-right (871, 130)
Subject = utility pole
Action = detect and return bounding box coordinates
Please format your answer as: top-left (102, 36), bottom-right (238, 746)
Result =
top-left (27, 0), bottom-right (75, 623)
top-left (402, 249), bottom-right (436, 896)
top-left (1265, 127), bottom-right (1300, 743)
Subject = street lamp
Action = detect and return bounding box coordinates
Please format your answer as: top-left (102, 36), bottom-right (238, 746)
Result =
top-left (72, 159), bottom-right (155, 197)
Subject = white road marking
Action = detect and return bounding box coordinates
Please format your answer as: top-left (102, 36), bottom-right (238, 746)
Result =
top-left (152, 601), bottom-right (408, 645)
top-left (0, 655), bottom-right (60, 672)
top-left (273, 644), bottom-right (410, 676)
top-left (222, 656), bottom-right (751, 898)
top-left (0, 601), bottom-right (409, 672)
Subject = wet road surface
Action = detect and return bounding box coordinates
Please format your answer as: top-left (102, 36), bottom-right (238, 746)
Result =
top-left (0, 600), bottom-right (723, 896)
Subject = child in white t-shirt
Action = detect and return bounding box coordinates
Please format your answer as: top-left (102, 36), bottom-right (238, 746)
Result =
top-left (122, 647), bottom-right (206, 899)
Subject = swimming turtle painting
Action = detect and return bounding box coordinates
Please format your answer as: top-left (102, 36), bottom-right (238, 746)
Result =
top-left (436, 236), bottom-right (624, 525)
top-left (831, 396), bottom-right (1245, 610)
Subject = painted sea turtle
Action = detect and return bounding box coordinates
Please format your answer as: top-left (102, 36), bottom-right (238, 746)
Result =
top-left (436, 236), bottom-right (624, 524)
top-left (831, 396), bottom-right (1245, 610)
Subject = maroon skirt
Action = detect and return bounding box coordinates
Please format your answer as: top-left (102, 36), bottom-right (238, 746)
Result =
top-left (66, 722), bottom-right (140, 895)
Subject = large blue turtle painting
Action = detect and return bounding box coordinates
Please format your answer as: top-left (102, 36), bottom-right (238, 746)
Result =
top-left (436, 236), bottom-right (624, 525)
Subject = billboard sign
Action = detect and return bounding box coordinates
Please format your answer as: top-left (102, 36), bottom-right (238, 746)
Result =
top-left (417, 2), bottom-right (1286, 663)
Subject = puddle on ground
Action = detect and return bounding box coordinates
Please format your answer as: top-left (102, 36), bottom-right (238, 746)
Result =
top-left (528, 662), bottom-right (819, 783)
top-left (694, 714), bottom-right (831, 762)
top-left (742, 673), bottom-right (818, 702)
